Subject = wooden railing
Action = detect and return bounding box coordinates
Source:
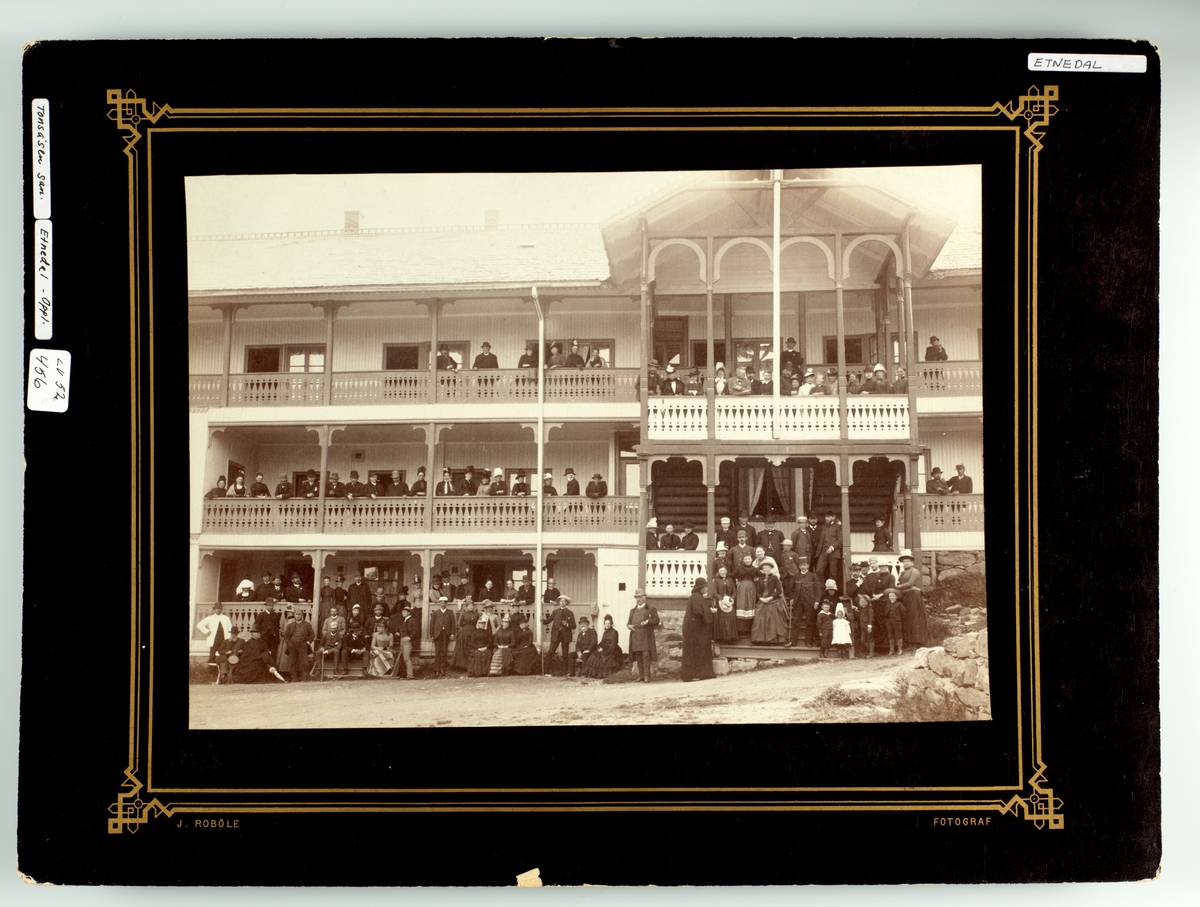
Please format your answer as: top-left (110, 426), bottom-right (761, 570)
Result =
top-left (331, 371), bottom-right (430, 404)
top-left (646, 397), bottom-right (708, 439)
top-left (433, 497), bottom-right (538, 531)
top-left (845, 394), bottom-right (911, 439)
top-left (322, 498), bottom-right (427, 532)
top-left (193, 602), bottom-right (313, 638)
top-left (644, 551), bottom-right (708, 597)
top-left (919, 494), bottom-right (985, 533)
top-left (202, 499), bottom-right (323, 533)
top-left (913, 361), bottom-right (983, 396)
top-left (542, 496), bottom-right (641, 531)
top-left (715, 397), bottom-right (842, 440)
top-left (227, 373), bottom-right (326, 406)
top-left (189, 368), bottom-right (639, 406)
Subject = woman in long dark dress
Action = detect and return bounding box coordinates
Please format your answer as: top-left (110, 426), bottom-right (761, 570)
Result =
top-left (467, 615), bottom-right (493, 677)
top-left (733, 555), bottom-right (760, 638)
top-left (680, 577), bottom-right (716, 681)
top-left (511, 616), bottom-right (539, 675)
top-left (451, 599), bottom-right (479, 671)
top-left (750, 557), bottom-right (789, 644)
top-left (585, 616), bottom-right (623, 677)
top-left (489, 616), bottom-right (515, 675)
top-left (710, 565), bottom-right (738, 645)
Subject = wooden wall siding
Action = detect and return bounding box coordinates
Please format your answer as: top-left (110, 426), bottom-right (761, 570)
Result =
top-left (548, 555), bottom-right (598, 607)
top-left (256, 442), bottom-right (428, 485)
top-left (189, 319), bottom-right (225, 374)
top-left (227, 317), bottom-right (327, 372)
top-left (918, 427), bottom-right (985, 493)
top-left (204, 428), bottom-right (260, 490)
top-left (911, 291), bottom-right (984, 361)
top-left (439, 439), bottom-right (615, 488)
top-left (332, 316), bottom-right (429, 371)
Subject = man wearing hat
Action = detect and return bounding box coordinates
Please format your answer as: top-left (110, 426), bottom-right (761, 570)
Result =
top-left (365, 472), bottom-right (382, 499)
top-left (325, 471), bottom-right (345, 498)
top-left (760, 518), bottom-right (785, 561)
top-left (924, 335), bottom-right (948, 361)
top-left (384, 469), bottom-right (409, 497)
top-left (680, 521), bottom-right (700, 550)
top-left (735, 512), bottom-right (758, 549)
top-left (511, 471), bottom-right (531, 497)
top-left (925, 466), bottom-right (949, 495)
top-left (255, 570), bottom-right (275, 602)
top-left (408, 466), bottom-right (427, 497)
top-left (789, 514), bottom-right (812, 562)
top-left (542, 594), bottom-right (577, 676)
top-left (947, 464), bottom-right (973, 495)
top-left (541, 471), bottom-right (558, 496)
top-left (645, 358), bottom-right (662, 395)
top-left (778, 537), bottom-right (802, 598)
top-left (285, 572), bottom-right (309, 603)
top-left (752, 366), bottom-right (774, 397)
top-left (789, 555), bottom-right (821, 648)
top-left (269, 574), bottom-right (286, 602)
top-left (564, 340), bottom-right (586, 369)
top-left (873, 516), bottom-right (893, 552)
top-left (489, 467), bottom-right (509, 496)
top-left (435, 344), bottom-right (456, 371)
top-left (627, 589), bottom-right (660, 682)
top-left (781, 336), bottom-right (804, 374)
top-left (281, 606), bottom-right (314, 681)
top-left (517, 342), bottom-right (538, 369)
top-left (585, 472), bottom-right (608, 499)
top-left (250, 471), bottom-right (271, 498)
top-left (472, 341), bottom-right (499, 369)
top-left (815, 510), bottom-right (842, 590)
top-left (318, 604), bottom-right (349, 676)
top-left (563, 468), bottom-right (580, 496)
top-left (391, 603), bottom-right (421, 679)
top-left (569, 615), bottom-right (596, 677)
top-left (347, 572), bottom-right (371, 612)
top-left (896, 549), bottom-right (929, 648)
top-left (344, 470), bottom-right (368, 499)
top-left (254, 597), bottom-right (282, 657)
top-left (274, 471), bottom-right (294, 499)
top-left (435, 468), bottom-right (457, 497)
top-left (715, 516), bottom-right (738, 551)
top-left (301, 469), bottom-right (320, 498)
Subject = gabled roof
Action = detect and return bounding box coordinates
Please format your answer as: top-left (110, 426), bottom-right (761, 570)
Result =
top-left (188, 223), bottom-right (611, 298)
top-left (927, 224), bottom-right (982, 274)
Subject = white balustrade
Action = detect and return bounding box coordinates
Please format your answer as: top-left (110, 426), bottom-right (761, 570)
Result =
top-left (846, 394), bottom-right (910, 439)
top-left (646, 397), bottom-right (708, 439)
top-left (644, 551), bottom-right (708, 597)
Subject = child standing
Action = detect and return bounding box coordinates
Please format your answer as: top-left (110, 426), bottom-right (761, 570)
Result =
top-left (817, 601), bottom-right (834, 658)
top-left (832, 602), bottom-right (853, 659)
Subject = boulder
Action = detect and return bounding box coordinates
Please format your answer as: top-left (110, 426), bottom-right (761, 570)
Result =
top-left (947, 657), bottom-right (968, 686)
top-left (945, 604), bottom-right (962, 613)
top-left (963, 631), bottom-right (980, 657)
top-left (977, 629), bottom-right (988, 657)
top-left (712, 657), bottom-right (730, 676)
top-left (966, 561), bottom-right (986, 576)
top-left (937, 567), bottom-right (968, 581)
top-left (956, 686), bottom-right (990, 710)
top-left (913, 647), bottom-right (932, 669)
top-left (976, 663), bottom-right (990, 693)
top-left (927, 648), bottom-right (951, 677)
top-left (922, 575), bottom-right (933, 587)
top-left (924, 689), bottom-right (944, 709)
top-left (905, 668), bottom-right (936, 690)
top-left (962, 658), bottom-right (979, 687)
top-left (942, 635), bottom-right (967, 657)
top-left (935, 551), bottom-right (976, 567)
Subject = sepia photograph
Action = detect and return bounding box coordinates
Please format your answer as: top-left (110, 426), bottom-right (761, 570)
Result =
top-left (185, 166), bottom-right (988, 728)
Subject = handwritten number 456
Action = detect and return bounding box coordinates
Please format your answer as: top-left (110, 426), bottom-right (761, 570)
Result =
top-left (32, 355), bottom-right (66, 399)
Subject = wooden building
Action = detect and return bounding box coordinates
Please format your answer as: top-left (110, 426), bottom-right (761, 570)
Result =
top-left (187, 169), bottom-right (984, 659)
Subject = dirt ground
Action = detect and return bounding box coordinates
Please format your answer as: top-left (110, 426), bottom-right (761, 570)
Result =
top-left (189, 652), bottom-right (917, 729)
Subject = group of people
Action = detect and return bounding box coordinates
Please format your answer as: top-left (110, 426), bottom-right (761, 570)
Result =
top-left (436, 340), bottom-right (608, 371)
top-left (206, 466), bottom-right (610, 502)
top-left (925, 464), bottom-right (974, 495)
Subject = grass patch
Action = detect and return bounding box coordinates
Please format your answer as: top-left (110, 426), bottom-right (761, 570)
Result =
top-left (890, 677), bottom-right (974, 722)
top-left (807, 685), bottom-right (877, 709)
top-left (190, 660), bottom-right (219, 685)
top-left (924, 572), bottom-right (987, 613)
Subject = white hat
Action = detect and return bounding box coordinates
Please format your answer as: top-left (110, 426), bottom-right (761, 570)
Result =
top-left (759, 557), bottom-right (778, 572)
top-left (873, 363), bottom-right (886, 372)
top-left (236, 579), bottom-right (255, 595)
top-left (647, 517), bottom-right (658, 529)
top-left (824, 579), bottom-right (838, 590)
top-left (493, 467), bottom-right (504, 478)
top-left (899, 549), bottom-right (915, 561)
top-left (715, 362), bottom-right (725, 371)
top-left (543, 472), bottom-right (553, 480)
top-left (716, 541), bottom-right (728, 552)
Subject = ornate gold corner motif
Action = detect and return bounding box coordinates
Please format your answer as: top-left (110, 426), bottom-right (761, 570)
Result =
top-left (1000, 764), bottom-right (1064, 829)
top-left (106, 89), bottom-right (171, 150)
top-left (997, 85), bottom-right (1059, 151)
top-left (108, 768), bottom-right (169, 834)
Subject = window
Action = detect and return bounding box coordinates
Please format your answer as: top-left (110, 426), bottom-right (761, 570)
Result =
top-left (690, 341), bottom-right (727, 369)
top-left (823, 335), bottom-right (870, 366)
top-left (652, 317), bottom-right (687, 367)
top-left (734, 464), bottom-right (800, 520)
top-left (433, 341), bottom-right (471, 370)
top-left (383, 344), bottom-right (425, 370)
top-left (245, 345), bottom-right (326, 373)
top-left (733, 339), bottom-right (775, 377)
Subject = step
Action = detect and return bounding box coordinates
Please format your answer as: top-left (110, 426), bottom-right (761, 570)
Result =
top-left (716, 643), bottom-right (820, 660)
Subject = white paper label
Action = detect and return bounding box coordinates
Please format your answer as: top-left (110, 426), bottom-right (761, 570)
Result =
top-left (27, 348), bottom-right (70, 413)
top-left (1028, 53), bottom-right (1147, 73)
top-left (31, 99), bottom-right (50, 218)
top-left (33, 219), bottom-right (52, 340)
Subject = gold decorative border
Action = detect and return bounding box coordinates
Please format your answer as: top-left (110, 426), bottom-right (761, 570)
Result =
top-left (109, 87), bottom-right (1058, 832)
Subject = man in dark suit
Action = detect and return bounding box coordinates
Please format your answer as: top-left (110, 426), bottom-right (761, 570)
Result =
top-left (658, 523), bottom-right (681, 550)
top-left (543, 594), bottom-right (577, 676)
top-left (347, 573), bottom-right (371, 612)
top-left (516, 577), bottom-right (536, 606)
top-left (715, 516), bottom-right (739, 550)
top-left (790, 515), bottom-right (812, 561)
top-left (947, 464), bottom-right (974, 494)
top-left (563, 469), bottom-right (580, 495)
top-left (300, 469), bottom-right (320, 498)
top-left (325, 472), bottom-right (345, 498)
top-left (435, 344), bottom-right (456, 370)
top-left (254, 600), bottom-right (281, 657)
top-left (541, 472), bottom-right (558, 496)
top-left (815, 511), bottom-right (843, 590)
top-left (680, 522), bottom-right (700, 550)
top-left (585, 473), bottom-right (608, 499)
top-left (430, 597), bottom-right (455, 677)
top-left (780, 337), bottom-right (804, 375)
top-left (344, 470), bottom-right (368, 499)
top-left (384, 469), bottom-right (409, 496)
top-left (924, 335), bottom-right (948, 361)
top-left (734, 512), bottom-right (758, 548)
top-left (274, 472), bottom-right (293, 499)
top-left (392, 604), bottom-right (422, 679)
top-left (472, 342), bottom-right (499, 369)
top-left (255, 570), bottom-right (276, 602)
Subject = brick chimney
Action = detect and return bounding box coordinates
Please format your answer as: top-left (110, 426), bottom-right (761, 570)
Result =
top-left (344, 211), bottom-right (361, 233)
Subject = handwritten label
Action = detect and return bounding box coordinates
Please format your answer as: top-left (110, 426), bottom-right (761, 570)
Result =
top-left (34, 219), bottom-right (52, 339)
top-left (27, 348), bottom-right (70, 413)
top-left (1028, 53), bottom-right (1147, 73)
top-left (31, 99), bottom-right (50, 218)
